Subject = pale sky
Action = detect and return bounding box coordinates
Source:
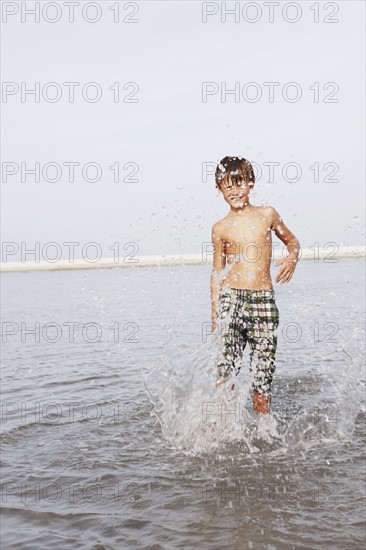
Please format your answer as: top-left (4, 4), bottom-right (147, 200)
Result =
top-left (1, 0), bottom-right (365, 262)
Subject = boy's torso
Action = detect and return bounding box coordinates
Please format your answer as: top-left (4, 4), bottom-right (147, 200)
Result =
top-left (217, 205), bottom-right (274, 291)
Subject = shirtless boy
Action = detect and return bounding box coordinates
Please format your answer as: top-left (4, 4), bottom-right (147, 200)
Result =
top-left (211, 156), bottom-right (300, 414)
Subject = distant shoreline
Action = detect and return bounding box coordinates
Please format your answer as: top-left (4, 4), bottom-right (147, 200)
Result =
top-left (1, 246), bottom-right (364, 273)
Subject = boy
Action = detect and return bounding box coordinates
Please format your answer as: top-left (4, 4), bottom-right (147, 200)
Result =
top-left (211, 156), bottom-right (300, 414)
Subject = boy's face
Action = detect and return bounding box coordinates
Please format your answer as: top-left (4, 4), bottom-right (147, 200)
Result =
top-left (216, 174), bottom-right (254, 207)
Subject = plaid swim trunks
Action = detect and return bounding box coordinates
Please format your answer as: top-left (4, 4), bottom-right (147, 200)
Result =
top-left (216, 287), bottom-right (280, 396)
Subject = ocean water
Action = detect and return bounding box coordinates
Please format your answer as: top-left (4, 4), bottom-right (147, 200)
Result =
top-left (1, 258), bottom-right (365, 549)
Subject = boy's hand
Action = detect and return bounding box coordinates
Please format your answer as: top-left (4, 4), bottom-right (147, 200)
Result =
top-left (274, 256), bottom-right (298, 284)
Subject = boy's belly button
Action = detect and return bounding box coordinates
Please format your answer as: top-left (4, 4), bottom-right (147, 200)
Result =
top-left (224, 269), bottom-right (272, 286)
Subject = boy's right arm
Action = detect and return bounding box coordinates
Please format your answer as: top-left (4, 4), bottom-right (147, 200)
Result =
top-left (210, 223), bottom-right (226, 328)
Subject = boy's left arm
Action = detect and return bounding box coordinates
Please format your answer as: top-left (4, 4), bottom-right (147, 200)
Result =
top-left (270, 207), bottom-right (300, 284)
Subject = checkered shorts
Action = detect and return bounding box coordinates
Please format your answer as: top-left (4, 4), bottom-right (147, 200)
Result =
top-left (216, 287), bottom-right (280, 396)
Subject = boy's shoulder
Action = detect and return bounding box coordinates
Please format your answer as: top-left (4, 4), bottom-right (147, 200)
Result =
top-left (258, 205), bottom-right (279, 229)
top-left (256, 204), bottom-right (277, 212)
top-left (212, 216), bottom-right (226, 229)
top-left (260, 204), bottom-right (277, 218)
top-left (211, 216), bottom-right (230, 237)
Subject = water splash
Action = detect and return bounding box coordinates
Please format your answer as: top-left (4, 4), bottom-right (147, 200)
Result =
top-left (143, 258), bottom-right (364, 456)
top-left (142, 329), bottom-right (280, 455)
top-left (143, 329), bottom-right (362, 457)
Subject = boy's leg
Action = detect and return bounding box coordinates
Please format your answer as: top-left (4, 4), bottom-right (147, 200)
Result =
top-left (247, 292), bottom-right (279, 414)
top-left (253, 389), bottom-right (271, 414)
top-left (216, 289), bottom-right (247, 388)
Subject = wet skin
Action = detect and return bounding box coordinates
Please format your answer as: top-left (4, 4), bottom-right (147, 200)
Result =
top-left (211, 178), bottom-right (300, 414)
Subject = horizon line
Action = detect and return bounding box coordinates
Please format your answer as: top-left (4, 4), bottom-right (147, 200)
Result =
top-left (1, 245), bottom-right (365, 274)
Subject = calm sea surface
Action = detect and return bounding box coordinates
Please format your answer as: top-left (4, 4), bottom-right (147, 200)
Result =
top-left (1, 258), bottom-right (365, 549)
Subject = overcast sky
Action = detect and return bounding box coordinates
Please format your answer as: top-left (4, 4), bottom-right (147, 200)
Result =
top-left (2, 0), bottom-right (365, 262)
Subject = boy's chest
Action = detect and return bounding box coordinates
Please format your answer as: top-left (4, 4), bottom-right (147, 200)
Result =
top-left (222, 216), bottom-right (272, 254)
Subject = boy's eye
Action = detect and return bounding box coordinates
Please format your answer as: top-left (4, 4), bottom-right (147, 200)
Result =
top-left (223, 183), bottom-right (247, 190)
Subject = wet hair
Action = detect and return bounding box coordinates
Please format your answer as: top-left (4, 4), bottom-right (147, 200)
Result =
top-left (215, 156), bottom-right (255, 188)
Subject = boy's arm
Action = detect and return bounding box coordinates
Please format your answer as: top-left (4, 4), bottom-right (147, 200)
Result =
top-left (270, 207), bottom-right (300, 284)
top-left (210, 223), bottom-right (226, 326)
